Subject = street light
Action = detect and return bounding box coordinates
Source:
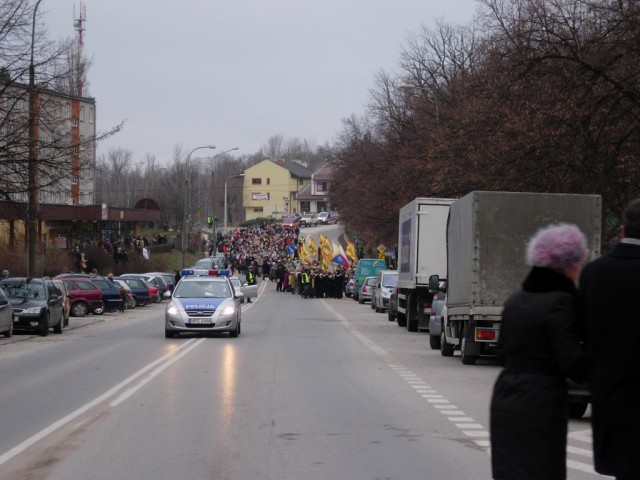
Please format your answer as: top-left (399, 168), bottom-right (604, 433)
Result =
top-left (399, 82), bottom-right (439, 127)
top-left (209, 147), bottom-right (239, 234)
top-left (181, 145), bottom-right (216, 268)
top-left (27, 0), bottom-right (44, 278)
top-left (224, 173), bottom-right (245, 233)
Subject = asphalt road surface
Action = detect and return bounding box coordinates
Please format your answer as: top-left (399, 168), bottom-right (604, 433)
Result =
top-left (0, 276), bottom-right (610, 479)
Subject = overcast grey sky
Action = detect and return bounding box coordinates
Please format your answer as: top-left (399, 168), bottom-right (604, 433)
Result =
top-left (45, 1), bottom-right (477, 164)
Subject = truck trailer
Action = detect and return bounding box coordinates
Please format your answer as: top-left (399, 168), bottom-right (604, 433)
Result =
top-left (396, 198), bottom-right (455, 332)
top-left (435, 191), bottom-right (601, 365)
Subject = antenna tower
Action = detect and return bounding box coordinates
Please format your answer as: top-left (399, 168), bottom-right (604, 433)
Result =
top-left (73, 1), bottom-right (86, 96)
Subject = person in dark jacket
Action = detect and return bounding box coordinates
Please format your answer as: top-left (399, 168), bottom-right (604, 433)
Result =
top-left (579, 198), bottom-right (640, 480)
top-left (490, 224), bottom-right (589, 480)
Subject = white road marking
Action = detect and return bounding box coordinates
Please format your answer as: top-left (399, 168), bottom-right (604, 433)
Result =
top-left (0, 338), bottom-right (204, 468)
top-left (322, 300), bottom-right (610, 477)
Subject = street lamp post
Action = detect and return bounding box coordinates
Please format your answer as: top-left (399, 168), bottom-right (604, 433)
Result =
top-left (181, 145), bottom-right (216, 268)
top-left (209, 147), bottom-right (239, 240)
top-left (224, 173), bottom-right (245, 233)
top-left (27, 0), bottom-right (44, 278)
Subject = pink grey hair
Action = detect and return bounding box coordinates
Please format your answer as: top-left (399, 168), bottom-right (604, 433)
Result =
top-left (526, 223), bottom-right (589, 272)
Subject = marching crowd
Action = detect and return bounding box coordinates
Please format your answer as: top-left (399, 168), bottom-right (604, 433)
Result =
top-left (212, 223), bottom-right (352, 299)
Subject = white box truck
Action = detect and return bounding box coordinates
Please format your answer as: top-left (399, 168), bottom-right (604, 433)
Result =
top-left (396, 198), bottom-right (455, 332)
top-left (432, 191), bottom-right (601, 365)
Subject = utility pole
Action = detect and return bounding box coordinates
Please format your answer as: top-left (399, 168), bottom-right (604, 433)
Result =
top-left (27, 0), bottom-right (44, 278)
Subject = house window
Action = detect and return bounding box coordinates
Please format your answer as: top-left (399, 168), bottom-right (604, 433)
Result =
top-left (317, 181), bottom-right (328, 192)
top-left (267, 178), bottom-right (270, 185)
top-left (80, 106), bottom-right (85, 122)
top-left (89, 107), bottom-right (95, 124)
top-left (252, 178), bottom-right (262, 185)
top-left (71, 117), bottom-right (78, 127)
top-left (253, 207), bottom-right (263, 213)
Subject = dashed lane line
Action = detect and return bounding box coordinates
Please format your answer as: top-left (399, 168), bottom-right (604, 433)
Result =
top-left (322, 300), bottom-right (609, 477)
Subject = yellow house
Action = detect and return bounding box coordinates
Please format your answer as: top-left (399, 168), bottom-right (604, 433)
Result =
top-left (243, 159), bottom-right (312, 222)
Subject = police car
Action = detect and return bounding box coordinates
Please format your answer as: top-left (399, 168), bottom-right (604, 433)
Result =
top-left (165, 269), bottom-right (243, 338)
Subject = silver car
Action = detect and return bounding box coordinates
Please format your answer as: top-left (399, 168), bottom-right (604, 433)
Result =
top-left (0, 287), bottom-right (14, 338)
top-left (358, 276), bottom-right (377, 304)
top-left (371, 270), bottom-right (398, 313)
top-left (428, 290), bottom-right (447, 350)
top-left (165, 271), bottom-right (243, 338)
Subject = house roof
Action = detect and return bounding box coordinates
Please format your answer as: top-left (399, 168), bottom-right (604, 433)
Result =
top-left (312, 162), bottom-right (334, 181)
top-left (281, 160), bottom-right (313, 179)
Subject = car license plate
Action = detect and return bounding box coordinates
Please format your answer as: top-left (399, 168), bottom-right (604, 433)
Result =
top-left (191, 318), bottom-right (212, 324)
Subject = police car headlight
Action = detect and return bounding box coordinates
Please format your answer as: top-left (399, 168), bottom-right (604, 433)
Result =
top-left (167, 304), bottom-right (180, 315)
top-left (221, 305), bottom-right (236, 315)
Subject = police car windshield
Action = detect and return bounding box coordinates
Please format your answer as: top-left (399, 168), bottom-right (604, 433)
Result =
top-left (174, 280), bottom-right (231, 299)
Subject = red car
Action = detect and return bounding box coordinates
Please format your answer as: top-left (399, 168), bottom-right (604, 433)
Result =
top-left (282, 216), bottom-right (300, 228)
top-left (60, 278), bottom-right (104, 317)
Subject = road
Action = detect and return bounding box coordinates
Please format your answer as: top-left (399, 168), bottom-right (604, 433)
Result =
top-left (0, 259), bottom-right (610, 478)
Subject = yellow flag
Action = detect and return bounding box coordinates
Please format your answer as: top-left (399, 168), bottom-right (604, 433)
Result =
top-left (298, 240), bottom-right (310, 265)
top-left (346, 241), bottom-right (358, 264)
top-left (307, 236), bottom-right (318, 263)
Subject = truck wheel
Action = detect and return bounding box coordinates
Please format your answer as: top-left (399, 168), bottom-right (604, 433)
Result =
top-left (460, 334), bottom-right (478, 365)
top-left (429, 333), bottom-right (440, 350)
top-left (440, 330), bottom-right (454, 357)
top-left (569, 401), bottom-right (589, 419)
top-left (396, 311), bottom-right (407, 327)
top-left (388, 311), bottom-right (395, 322)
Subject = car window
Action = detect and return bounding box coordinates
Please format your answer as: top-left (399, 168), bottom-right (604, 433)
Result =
top-left (382, 275), bottom-right (398, 287)
top-left (194, 259), bottom-right (213, 269)
top-left (175, 280), bottom-right (231, 298)
top-left (91, 279), bottom-right (112, 290)
top-left (2, 281), bottom-right (45, 299)
top-left (74, 280), bottom-right (98, 290)
top-left (126, 279), bottom-right (145, 288)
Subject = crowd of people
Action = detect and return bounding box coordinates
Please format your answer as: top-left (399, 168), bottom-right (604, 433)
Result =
top-left (211, 222), bottom-right (354, 299)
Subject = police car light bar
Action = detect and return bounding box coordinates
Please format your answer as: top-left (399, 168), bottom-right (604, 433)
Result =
top-left (180, 268), bottom-right (230, 277)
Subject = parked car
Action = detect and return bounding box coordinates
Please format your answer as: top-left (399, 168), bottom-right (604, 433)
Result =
top-left (49, 278), bottom-right (70, 327)
top-left (0, 277), bottom-right (65, 335)
top-left (122, 274), bottom-right (167, 302)
top-left (316, 211), bottom-right (330, 224)
top-left (371, 270), bottom-right (398, 313)
top-left (59, 277), bottom-right (105, 317)
top-left (327, 211), bottom-right (339, 224)
top-left (345, 276), bottom-right (356, 298)
top-left (299, 213), bottom-right (318, 227)
top-left (352, 258), bottom-right (387, 301)
top-left (116, 276), bottom-right (152, 307)
top-left (228, 276), bottom-right (258, 303)
top-left (428, 289), bottom-right (447, 350)
top-left (191, 257), bottom-right (224, 271)
top-left (146, 272), bottom-right (177, 296)
top-left (0, 286), bottom-right (14, 337)
top-left (282, 216), bottom-right (300, 228)
top-left (57, 274), bottom-right (122, 313)
top-left (388, 286), bottom-right (398, 322)
top-left (358, 276), bottom-right (377, 304)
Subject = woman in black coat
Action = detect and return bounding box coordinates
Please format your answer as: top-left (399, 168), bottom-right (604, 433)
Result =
top-left (490, 224), bottom-right (588, 480)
